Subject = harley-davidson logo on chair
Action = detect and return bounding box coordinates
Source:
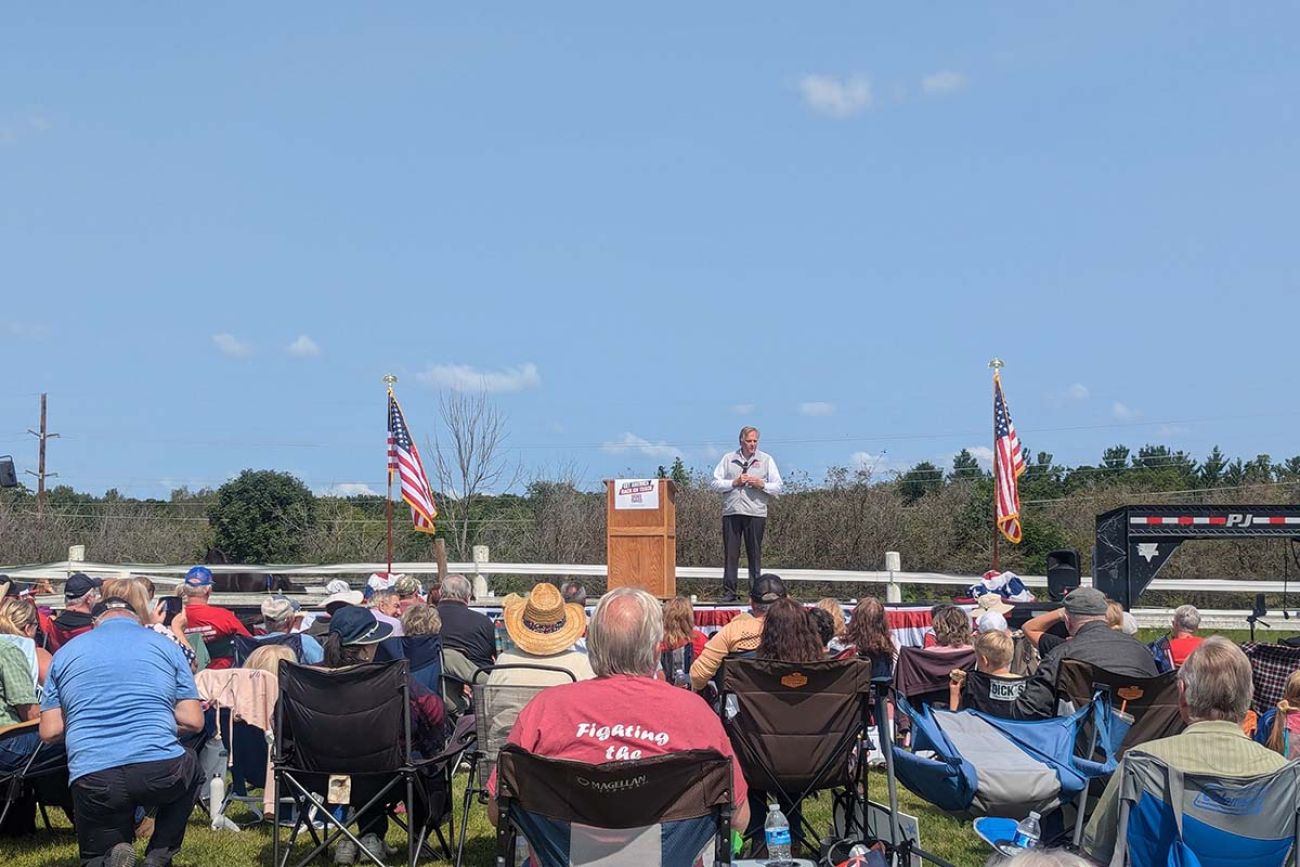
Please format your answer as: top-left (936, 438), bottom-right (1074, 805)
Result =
top-left (781, 672), bottom-right (808, 688)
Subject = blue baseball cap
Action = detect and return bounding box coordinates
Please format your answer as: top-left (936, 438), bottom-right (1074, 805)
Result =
top-left (65, 572), bottom-right (103, 600)
top-left (183, 566), bottom-right (214, 588)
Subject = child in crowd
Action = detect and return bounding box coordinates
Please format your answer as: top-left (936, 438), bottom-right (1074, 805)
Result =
top-left (1257, 670), bottom-right (1300, 758)
top-left (948, 630), bottom-right (1025, 717)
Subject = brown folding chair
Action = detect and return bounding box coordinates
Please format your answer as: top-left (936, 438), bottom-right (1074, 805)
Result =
top-left (719, 656), bottom-right (873, 852)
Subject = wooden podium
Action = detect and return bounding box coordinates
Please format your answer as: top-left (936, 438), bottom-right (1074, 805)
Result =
top-left (605, 479), bottom-right (676, 598)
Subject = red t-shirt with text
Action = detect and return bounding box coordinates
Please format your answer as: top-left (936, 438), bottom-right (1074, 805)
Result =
top-left (183, 602), bottom-right (251, 670)
top-left (488, 674), bottom-right (747, 806)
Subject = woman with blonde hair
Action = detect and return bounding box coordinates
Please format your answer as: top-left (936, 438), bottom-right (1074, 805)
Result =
top-left (1256, 670), bottom-right (1300, 758)
top-left (111, 576), bottom-right (199, 671)
top-left (0, 597), bottom-right (52, 684)
top-left (242, 644), bottom-right (297, 678)
top-left (659, 596), bottom-right (709, 686)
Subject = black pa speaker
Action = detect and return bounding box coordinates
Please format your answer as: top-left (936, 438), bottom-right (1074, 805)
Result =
top-left (0, 456), bottom-right (16, 489)
top-left (1046, 548), bottom-right (1081, 602)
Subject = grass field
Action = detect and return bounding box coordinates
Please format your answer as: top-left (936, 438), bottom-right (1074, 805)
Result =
top-left (0, 770), bottom-right (990, 867)
top-left (4, 625), bottom-right (1291, 866)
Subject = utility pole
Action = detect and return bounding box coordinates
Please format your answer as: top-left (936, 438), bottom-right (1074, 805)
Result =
top-left (26, 393), bottom-right (59, 513)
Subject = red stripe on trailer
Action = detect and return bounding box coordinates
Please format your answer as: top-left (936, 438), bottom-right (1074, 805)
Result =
top-left (1178, 516), bottom-right (1194, 525)
top-left (1209, 516), bottom-right (1227, 525)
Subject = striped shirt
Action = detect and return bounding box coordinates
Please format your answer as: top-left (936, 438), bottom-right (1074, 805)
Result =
top-left (1084, 720), bottom-right (1288, 862)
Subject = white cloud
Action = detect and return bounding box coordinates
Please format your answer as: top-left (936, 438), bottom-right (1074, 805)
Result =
top-left (1112, 401), bottom-right (1137, 420)
top-left (417, 362), bottom-right (541, 393)
top-left (286, 335), bottom-right (320, 358)
top-left (920, 71), bottom-right (966, 96)
top-left (800, 401), bottom-right (836, 416)
top-left (0, 114), bottom-right (52, 145)
top-left (601, 432), bottom-right (681, 460)
top-left (966, 446), bottom-right (995, 469)
top-left (211, 333), bottom-right (253, 358)
top-left (732, 403), bottom-right (755, 415)
top-left (799, 74), bottom-right (872, 118)
top-left (1067, 383), bottom-right (1090, 400)
top-left (1, 321), bottom-right (47, 339)
top-left (851, 451), bottom-right (889, 474)
top-left (320, 482), bottom-right (379, 497)
top-left (1157, 424), bottom-right (1189, 437)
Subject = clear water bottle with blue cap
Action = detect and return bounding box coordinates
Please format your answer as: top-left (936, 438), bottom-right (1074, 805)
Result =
top-left (764, 801), bottom-right (792, 862)
top-left (1011, 811), bottom-right (1041, 849)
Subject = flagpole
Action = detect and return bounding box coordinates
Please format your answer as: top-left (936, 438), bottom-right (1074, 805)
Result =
top-left (383, 374), bottom-right (397, 576)
top-left (989, 358), bottom-right (1004, 571)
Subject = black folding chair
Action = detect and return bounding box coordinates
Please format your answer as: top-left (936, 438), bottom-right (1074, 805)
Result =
top-left (495, 744), bottom-right (733, 867)
top-left (271, 660), bottom-right (458, 867)
top-left (718, 656), bottom-right (872, 853)
top-left (0, 720), bottom-right (65, 833)
top-left (454, 663), bottom-right (577, 867)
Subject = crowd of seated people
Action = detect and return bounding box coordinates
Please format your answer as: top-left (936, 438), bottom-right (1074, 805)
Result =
top-left (11, 565), bottom-right (1300, 867)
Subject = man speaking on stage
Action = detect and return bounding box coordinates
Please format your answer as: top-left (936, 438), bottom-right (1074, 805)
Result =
top-left (711, 426), bottom-right (783, 602)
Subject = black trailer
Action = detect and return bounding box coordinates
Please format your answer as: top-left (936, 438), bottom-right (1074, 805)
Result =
top-left (1095, 504), bottom-right (1300, 609)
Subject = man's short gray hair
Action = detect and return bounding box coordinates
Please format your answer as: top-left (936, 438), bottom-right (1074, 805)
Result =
top-left (1178, 635), bottom-right (1253, 722)
top-left (178, 583), bottom-right (210, 601)
top-left (371, 588), bottom-right (399, 604)
top-left (1172, 604), bottom-right (1201, 633)
top-left (588, 588), bottom-right (662, 678)
top-left (440, 574), bottom-right (472, 602)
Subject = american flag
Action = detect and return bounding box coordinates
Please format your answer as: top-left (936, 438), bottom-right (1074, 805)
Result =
top-left (994, 371), bottom-right (1026, 544)
top-left (388, 391), bottom-right (437, 534)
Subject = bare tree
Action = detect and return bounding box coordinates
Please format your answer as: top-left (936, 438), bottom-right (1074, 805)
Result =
top-left (429, 390), bottom-right (522, 559)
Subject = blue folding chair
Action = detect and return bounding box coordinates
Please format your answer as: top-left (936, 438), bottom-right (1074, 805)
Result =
top-left (1111, 751), bottom-right (1300, 867)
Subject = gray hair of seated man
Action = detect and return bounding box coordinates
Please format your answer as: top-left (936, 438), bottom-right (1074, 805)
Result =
top-left (1172, 604), bottom-right (1201, 633)
top-left (439, 574), bottom-right (473, 602)
top-left (1178, 635), bottom-right (1253, 723)
top-left (588, 587), bottom-right (662, 678)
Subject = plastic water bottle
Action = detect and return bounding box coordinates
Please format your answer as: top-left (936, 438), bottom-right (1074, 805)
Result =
top-left (764, 802), bottom-right (792, 862)
top-left (1011, 811), bottom-right (1041, 849)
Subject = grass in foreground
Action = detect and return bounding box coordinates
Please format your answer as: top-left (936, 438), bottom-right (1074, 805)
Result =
top-left (1, 769), bottom-right (989, 867)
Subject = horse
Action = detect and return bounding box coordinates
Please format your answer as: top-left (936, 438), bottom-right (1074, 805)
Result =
top-left (203, 548), bottom-right (296, 593)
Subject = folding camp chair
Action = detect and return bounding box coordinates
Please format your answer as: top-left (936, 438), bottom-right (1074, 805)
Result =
top-left (893, 647), bottom-right (977, 711)
top-left (1055, 660), bottom-right (1184, 759)
top-left (441, 647), bottom-right (476, 722)
top-left (1244, 643), bottom-right (1300, 715)
top-left (454, 663), bottom-right (577, 867)
top-left (233, 633), bottom-right (307, 667)
top-left (495, 744), bottom-right (734, 867)
top-left (718, 656), bottom-right (871, 853)
top-left (1110, 751), bottom-right (1300, 867)
top-left (0, 720), bottom-right (67, 833)
top-left (196, 667), bottom-right (279, 828)
top-left (271, 660), bottom-right (456, 867)
top-left (376, 635), bottom-right (444, 695)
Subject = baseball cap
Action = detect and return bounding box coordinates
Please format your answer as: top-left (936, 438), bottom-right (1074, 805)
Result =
top-left (183, 566), bottom-right (214, 588)
top-left (750, 573), bottom-right (788, 604)
top-left (328, 604), bottom-right (393, 646)
top-left (65, 572), bottom-right (103, 600)
top-left (90, 596), bottom-right (134, 619)
top-left (1063, 587), bottom-right (1108, 617)
top-left (261, 594), bottom-right (300, 623)
top-left (394, 575), bottom-right (422, 597)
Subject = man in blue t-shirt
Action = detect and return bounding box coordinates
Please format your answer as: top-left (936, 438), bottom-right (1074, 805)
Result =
top-left (40, 596), bottom-right (205, 867)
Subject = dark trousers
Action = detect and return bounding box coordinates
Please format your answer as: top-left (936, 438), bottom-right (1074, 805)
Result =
top-left (722, 514), bottom-right (766, 595)
top-left (743, 788), bottom-right (804, 855)
top-left (71, 750), bottom-right (200, 867)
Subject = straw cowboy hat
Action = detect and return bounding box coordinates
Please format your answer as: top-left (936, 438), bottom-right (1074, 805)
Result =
top-left (976, 593), bottom-right (1014, 616)
top-left (505, 583), bottom-right (587, 656)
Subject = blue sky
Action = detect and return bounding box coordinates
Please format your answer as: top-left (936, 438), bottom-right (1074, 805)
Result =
top-left (2, 5), bottom-right (1298, 498)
